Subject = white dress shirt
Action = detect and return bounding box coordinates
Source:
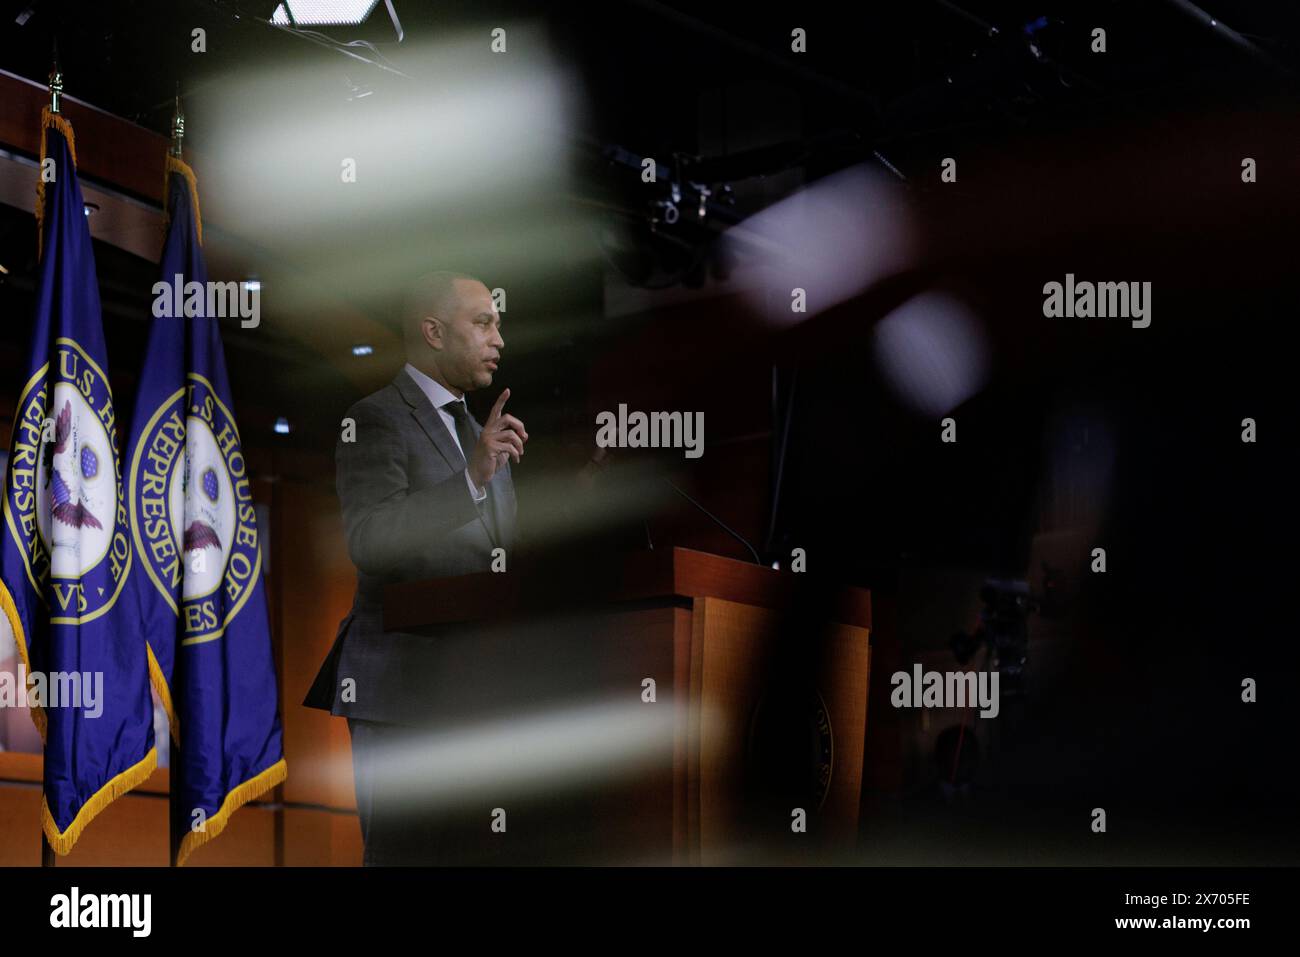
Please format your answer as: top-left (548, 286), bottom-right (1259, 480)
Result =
top-left (403, 362), bottom-right (488, 502)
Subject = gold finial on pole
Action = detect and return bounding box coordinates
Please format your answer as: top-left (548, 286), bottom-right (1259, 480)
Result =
top-left (48, 44), bottom-right (63, 114)
top-left (170, 84), bottom-right (185, 158)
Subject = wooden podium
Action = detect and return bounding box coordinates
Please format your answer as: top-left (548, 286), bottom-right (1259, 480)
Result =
top-left (383, 547), bottom-right (872, 865)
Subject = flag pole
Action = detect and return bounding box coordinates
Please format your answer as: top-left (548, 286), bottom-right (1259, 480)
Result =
top-left (169, 758), bottom-right (181, 866)
top-left (48, 45), bottom-right (62, 115)
top-left (170, 84), bottom-right (184, 159)
top-left (166, 83), bottom-right (184, 869)
top-left (39, 48), bottom-right (61, 870)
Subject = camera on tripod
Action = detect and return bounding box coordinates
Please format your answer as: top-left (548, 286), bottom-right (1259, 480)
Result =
top-left (949, 578), bottom-right (1034, 697)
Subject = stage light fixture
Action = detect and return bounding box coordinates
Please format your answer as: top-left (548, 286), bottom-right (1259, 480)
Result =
top-left (270, 0), bottom-right (381, 27)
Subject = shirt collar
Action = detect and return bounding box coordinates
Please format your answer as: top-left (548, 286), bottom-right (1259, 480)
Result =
top-left (404, 362), bottom-right (463, 412)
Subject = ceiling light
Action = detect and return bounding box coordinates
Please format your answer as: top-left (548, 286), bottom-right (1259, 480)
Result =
top-left (270, 0), bottom-right (381, 27)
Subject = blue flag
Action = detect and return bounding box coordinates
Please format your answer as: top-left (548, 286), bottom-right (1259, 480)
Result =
top-left (0, 109), bottom-right (157, 853)
top-left (125, 155), bottom-right (286, 864)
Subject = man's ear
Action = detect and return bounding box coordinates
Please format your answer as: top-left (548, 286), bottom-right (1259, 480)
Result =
top-left (421, 316), bottom-right (442, 350)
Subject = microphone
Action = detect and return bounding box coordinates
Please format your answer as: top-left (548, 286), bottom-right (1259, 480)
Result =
top-left (661, 477), bottom-right (763, 565)
top-left (583, 447), bottom-right (764, 564)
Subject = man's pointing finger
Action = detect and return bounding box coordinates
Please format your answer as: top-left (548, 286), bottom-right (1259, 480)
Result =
top-left (488, 387), bottom-right (511, 422)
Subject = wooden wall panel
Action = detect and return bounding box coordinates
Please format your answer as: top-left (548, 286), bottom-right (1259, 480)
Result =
top-left (282, 807), bottom-right (363, 867)
top-left (0, 787), bottom-right (43, 866)
top-left (0, 68), bottom-right (177, 205)
top-left (0, 781), bottom-right (338, 867)
top-left (57, 793), bottom-right (169, 867)
top-left (277, 478), bottom-right (357, 812)
top-left (181, 806), bottom-right (277, 867)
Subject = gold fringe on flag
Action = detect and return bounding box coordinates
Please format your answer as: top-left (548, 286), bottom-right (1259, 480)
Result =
top-left (41, 746), bottom-right (158, 855)
top-left (0, 578), bottom-right (45, 741)
top-left (34, 105), bottom-right (77, 258)
top-left (176, 758), bottom-right (288, 866)
top-left (146, 643), bottom-right (178, 742)
top-left (161, 153), bottom-right (202, 246)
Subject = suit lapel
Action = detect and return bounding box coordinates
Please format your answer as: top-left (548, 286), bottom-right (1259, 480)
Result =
top-left (394, 371), bottom-right (463, 470)
top-left (393, 370), bottom-right (500, 547)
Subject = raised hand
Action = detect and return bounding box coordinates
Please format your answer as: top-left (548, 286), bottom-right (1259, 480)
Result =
top-left (467, 388), bottom-right (528, 489)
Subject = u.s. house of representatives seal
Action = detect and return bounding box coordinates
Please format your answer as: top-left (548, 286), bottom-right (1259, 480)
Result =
top-left (746, 686), bottom-right (834, 810)
top-left (3, 338), bottom-right (132, 623)
top-left (129, 373), bottom-right (261, 645)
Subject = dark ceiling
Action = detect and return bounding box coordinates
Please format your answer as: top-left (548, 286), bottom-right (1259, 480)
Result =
top-left (3, 1), bottom-right (1297, 169)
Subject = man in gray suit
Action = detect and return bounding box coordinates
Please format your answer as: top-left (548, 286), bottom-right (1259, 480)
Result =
top-left (304, 270), bottom-right (528, 864)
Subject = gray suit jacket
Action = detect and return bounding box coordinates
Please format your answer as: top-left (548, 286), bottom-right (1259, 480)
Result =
top-left (304, 369), bottom-right (517, 724)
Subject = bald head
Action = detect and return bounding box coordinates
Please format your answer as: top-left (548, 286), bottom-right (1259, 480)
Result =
top-left (402, 270), bottom-right (478, 347)
top-left (402, 270), bottom-right (504, 396)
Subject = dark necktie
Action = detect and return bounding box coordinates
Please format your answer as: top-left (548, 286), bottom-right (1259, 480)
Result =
top-left (443, 399), bottom-right (478, 468)
top-left (444, 399), bottom-right (497, 541)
